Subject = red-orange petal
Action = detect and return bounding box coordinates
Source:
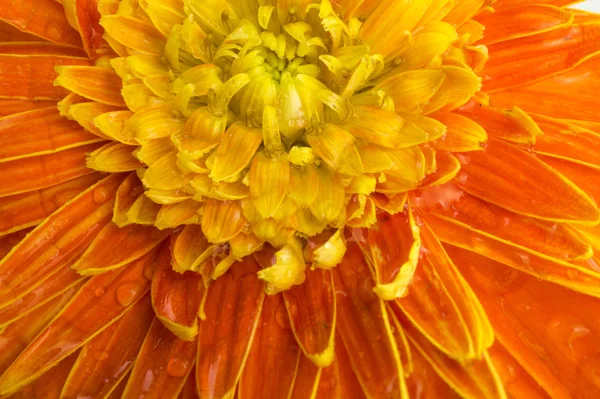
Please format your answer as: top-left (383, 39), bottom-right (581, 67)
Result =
top-left (283, 267), bottom-right (336, 368)
top-left (334, 333), bottom-right (366, 399)
top-left (0, 143), bottom-right (102, 198)
top-left (152, 244), bottom-right (205, 341)
top-left (413, 184), bottom-right (593, 261)
top-left (289, 355), bottom-right (321, 399)
top-left (179, 367), bottom-right (200, 399)
top-left (398, 212), bottom-right (493, 361)
top-left (488, 341), bottom-right (552, 399)
top-left (10, 351), bottom-right (80, 399)
top-left (73, 221), bottom-right (171, 275)
top-left (122, 318), bottom-right (197, 399)
top-left (397, 310), bottom-right (506, 399)
top-left (0, 285), bottom-right (78, 375)
top-left (0, 0), bottom-right (83, 46)
top-left (60, 295), bottom-right (155, 399)
top-left (0, 54), bottom-right (89, 100)
top-left (0, 174), bottom-right (121, 308)
top-left (0, 19), bottom-right (42, 42)
top-left (0, 42), bottom-right (87, 57)
top-left (455, 139), bottom-right (600, 224)
top-left (0, 264), bottom-right (83, 328)
top-left (0, 248), bottom-right (157, 395)
top-left (0, 98), bottom-right (57, 116)
top-left (0, 173), bottom-right (103, 235)
top-left (239, 293), bottom-right (300, 399)
top-left (333, 242), bottom-right (407, 398)
top-left (55, 66), bottom-right (127, 107)
top-left (426, 212), bottom-right (600, 297)
top-left (196, 257), bottom-right (265, 399)
top-left (405, 340), bottom-right (460, 399)
top-left (0, 228), bottom-right (31, 259)
top-left (76, 0), bottom-right (112, 59)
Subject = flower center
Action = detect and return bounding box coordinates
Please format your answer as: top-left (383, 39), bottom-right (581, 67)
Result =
top-left (83, 0), bottom-right (485, 292)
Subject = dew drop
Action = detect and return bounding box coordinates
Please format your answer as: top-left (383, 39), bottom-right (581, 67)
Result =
top-left (115, 282), bottom-right (142, 307)
top-left (567, 269), bottom-right (579, 280)
top-left (94, 287), bottom-right (106, 297)
top-left (93, 186), bottom-right (112, 205)
top-left (167, 357), bottom-right (190, 378)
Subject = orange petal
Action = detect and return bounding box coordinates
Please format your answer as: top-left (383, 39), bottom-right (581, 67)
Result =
top-left (0, 264), bottom-right (83, 329)
top-left (482, 23), bottom-right (600, 93)
top-left (488, 56), bottom-right (600, 121)
top-left (455, 139), bottom-right (600, 224)
top-left (0, 42), bottom-right (86, 57)
top-left (0, 248), bottom-right (157, 395)
top-left (448, 245), bottom-right (600, 399)
top-left (333, 242), bottom-right (407, 399)
top-left (0, 285), bottom-right (78, 375)
top-left (283, 268), bottom-right (336, 367)
top-left (456, 98), bottom-right (541, 144)
top-left (72, 221), bottom-right (171, 275)
top-left (61, 295), bottom-right (155, 399)
top-left (0, 54), bottom-right (89, 100)
top-left (388, 211), bottom-right (493, 361)
top-left (0, 19), bottom-right (42, 42)
top-left (0, 174), bottom-right (122, 308)
top-left (239, 293), bottom-right (300, 399)
top-left (530, 113), bottom-right (600, 169)
top-left (426, 212), bottom-right (600, 297)
top-left (413, 184), bottom-right (593, 261)
top-left (0, 98), bottom-right (57, 117)
top-left (122, 318), bottom-right (197, 399)
top-left (179, 367), bottom-right (200, 399)
top-left (540, 156), bottom-right (600, 204)
top-left (0, 228), bottom-right (30, 259)
top-left (75, 0), bottom-right (112, 59)
top-left (0, 143), bottom-right (102, 198)
top-left (55, 66), bottom-right (127, 107)
top-left (397, 310), bottom-right (506, 399)
top-left (152, 244), bottom-right (204, 341)
top-left (405, 340), bottom-right (459, 399)
top-left (488, 341), bottom-right (552, 399)
top-left (10, 351), bottom-right (80, 399)
top-left (367, 210), bottom-right (420, 300)
top-left (0, 0), bottom-right (82, 46)
top-left (197, 257), bottom-right (265, 399)
top-left (0, 173), bottom-right (103, 235)
top-left (201, 199), bottom-right (247, 244)
top-left (477, 4), bottom-right (573, 46)
top-left (112, 171), bottom-right (145, 227)
top-left (334, 331), bottom-right (367, 399)
top-left (289, 354), bottom-right (321, 399)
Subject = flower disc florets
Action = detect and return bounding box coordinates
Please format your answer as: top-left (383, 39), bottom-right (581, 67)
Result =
top-left (80, 0), bottom-right (485, 293)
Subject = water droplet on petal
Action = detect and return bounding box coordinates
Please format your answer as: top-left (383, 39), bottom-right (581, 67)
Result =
top-left (115, 282), bottom-right (142, 307)
top-left (94, 287), bottom-right (106, 297)
top-left (93, 186), bottom-right (112, 205)
top-left (167, 357), bottom-right (190, 377)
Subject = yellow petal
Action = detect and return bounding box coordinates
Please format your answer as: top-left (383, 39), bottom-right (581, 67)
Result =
top-left (307, 124), bottom-right (363, 176)
top-left (257, 238), bottom-right (306, 295)
top-left (209, 122), bottom-right (263, 182)
top-left (87, 143), bottom-right (143, 172)
top-left (249, 151), bottom-right (291, 219)
top-left (201, 199), bottom-right (247, 243)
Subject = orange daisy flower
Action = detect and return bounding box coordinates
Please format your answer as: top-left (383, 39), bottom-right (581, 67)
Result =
top-left (1, 0), bottom-right (600, 397)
